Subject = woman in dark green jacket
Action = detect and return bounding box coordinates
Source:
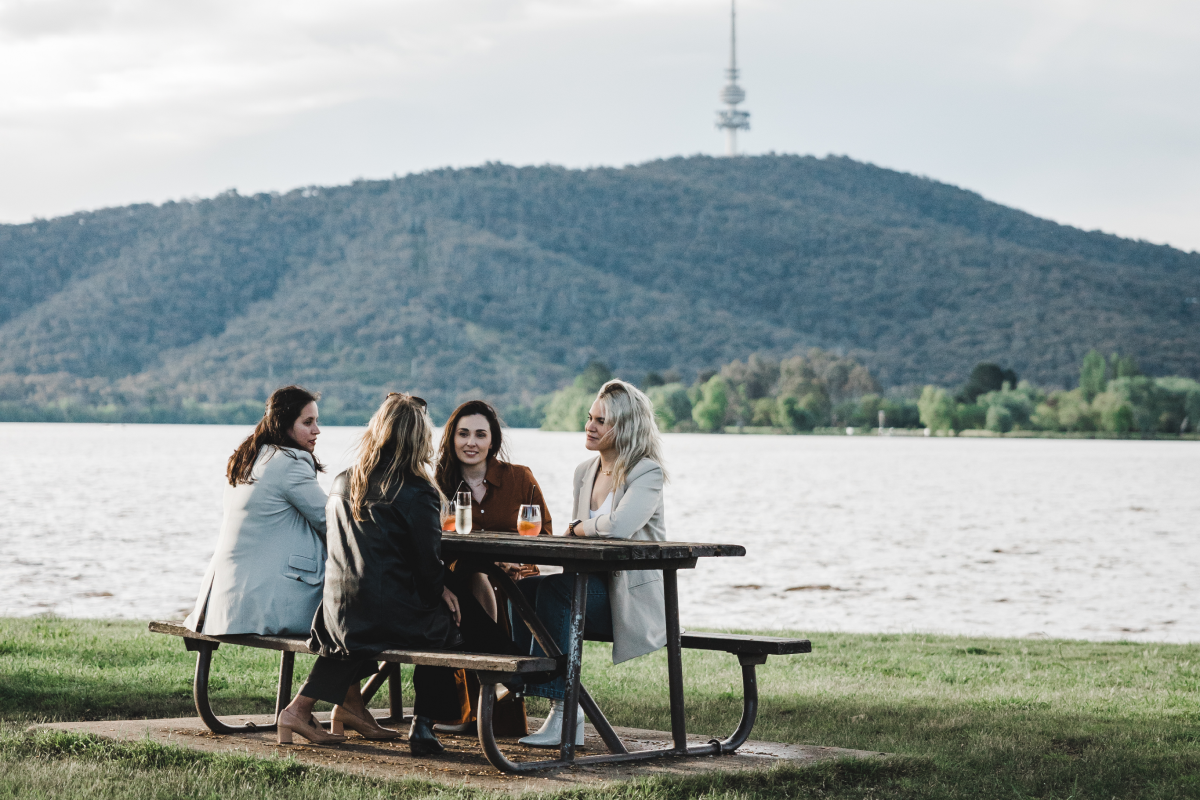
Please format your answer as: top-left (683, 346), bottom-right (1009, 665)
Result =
top-left (275, 393), bottom-right (514, 755)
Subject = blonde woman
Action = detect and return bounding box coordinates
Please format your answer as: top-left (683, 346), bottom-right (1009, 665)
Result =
top-left (516, 379), bottom-right (669, 747)
top-left (275, 393), bottom-right (516, 754)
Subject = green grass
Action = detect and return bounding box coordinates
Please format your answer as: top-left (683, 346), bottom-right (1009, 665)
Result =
top-left (2, 617), bottom-right (1197, 799)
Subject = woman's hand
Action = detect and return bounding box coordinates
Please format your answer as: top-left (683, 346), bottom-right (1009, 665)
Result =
top-left (498, 562), bottom-right (524, 579)
top-left (441, 587), bottom-right (461, 625)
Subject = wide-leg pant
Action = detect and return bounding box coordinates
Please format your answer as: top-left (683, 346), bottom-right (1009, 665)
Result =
top-left (298, 588), bottom-right (514, 721)
top-left (513, 573), bottom-right (613, 700)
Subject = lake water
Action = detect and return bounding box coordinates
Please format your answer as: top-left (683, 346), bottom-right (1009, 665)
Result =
top-left (0, 424), bottom-right (1196, 643)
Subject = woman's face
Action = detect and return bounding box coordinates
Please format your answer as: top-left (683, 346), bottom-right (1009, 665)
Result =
top-left (454, 413), bottom-right (492, 467)
top-left (584, 399), bottom-right (614, 452)
top-left (288, 402), bottom-right (320, 453)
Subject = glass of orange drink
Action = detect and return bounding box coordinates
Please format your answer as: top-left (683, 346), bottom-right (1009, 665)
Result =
top-left (517, 504), bottom-right (542, 536)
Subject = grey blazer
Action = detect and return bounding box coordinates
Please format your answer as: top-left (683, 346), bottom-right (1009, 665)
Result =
top-left (184, 446), bottom-right (328, 636)
top-left (571, 456), bottom-right (667, 664)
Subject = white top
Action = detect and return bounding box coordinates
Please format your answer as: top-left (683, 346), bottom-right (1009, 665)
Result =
top-left (589, 491), bottom-right (614, 519)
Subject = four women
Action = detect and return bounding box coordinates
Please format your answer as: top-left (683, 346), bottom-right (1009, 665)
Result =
top-left (189, 379), bottom-right (667, 755)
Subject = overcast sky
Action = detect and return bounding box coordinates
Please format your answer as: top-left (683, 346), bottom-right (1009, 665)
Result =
top-left (2, 0), bottom-right (1198, 251)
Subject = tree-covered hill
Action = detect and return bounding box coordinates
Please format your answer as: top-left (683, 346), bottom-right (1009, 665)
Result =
top-left (1, 155), bottom-right (1197, 420)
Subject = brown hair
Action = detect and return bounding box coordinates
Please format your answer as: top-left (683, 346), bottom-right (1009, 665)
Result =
top-left (434, 400), bottom-right (508, 496)
top-left (226, 385), bottom-right (324, 487)
top-left (348, 393), bottom-right (440, 521)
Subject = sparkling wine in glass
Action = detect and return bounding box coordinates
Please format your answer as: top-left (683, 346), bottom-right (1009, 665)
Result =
top-left (517, 504), bottom-right (542, 536)
top-left (455, 491), bottom-right (473, 533)
top-left (441, 498), bottom-right (456, 532)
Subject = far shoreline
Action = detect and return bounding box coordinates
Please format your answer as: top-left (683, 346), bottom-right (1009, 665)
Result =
top-left (2, 418), bottom-right (1198, 441)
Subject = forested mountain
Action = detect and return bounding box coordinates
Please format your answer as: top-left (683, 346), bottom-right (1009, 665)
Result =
top-left (1, 155), bottom-right (1197, 421)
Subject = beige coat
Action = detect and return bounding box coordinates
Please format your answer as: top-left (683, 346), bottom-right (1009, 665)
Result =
top-left (571, 456), bottom-right (667, 664)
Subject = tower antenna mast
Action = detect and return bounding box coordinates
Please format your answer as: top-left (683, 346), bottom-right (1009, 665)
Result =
top-left (715, 0), bottom-right (750, 156)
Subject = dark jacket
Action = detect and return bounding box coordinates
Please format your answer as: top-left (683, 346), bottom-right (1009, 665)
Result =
top-left (309, 469), bottom-right (455, 657)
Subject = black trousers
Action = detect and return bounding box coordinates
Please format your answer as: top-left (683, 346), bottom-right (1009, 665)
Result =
top-left (298, 579), bottom-right (514, 721)
top-left (298, 657), bottom-right (379, 705)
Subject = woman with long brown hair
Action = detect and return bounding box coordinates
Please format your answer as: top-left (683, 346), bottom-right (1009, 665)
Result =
top-left (432, 399), bottom-right (553, 735)
top-left (184, 385), bottom-right (328, 637)
top-left (435, 400), bottom-right (553, 616)
top-left (275, 393), bottom-right (517, 754)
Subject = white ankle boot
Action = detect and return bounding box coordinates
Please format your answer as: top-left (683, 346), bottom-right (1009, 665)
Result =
top-left (518, 699), bottom-right (585, 747)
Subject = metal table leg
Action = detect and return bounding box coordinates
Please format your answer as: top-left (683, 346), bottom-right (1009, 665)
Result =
top-left (663, 568), bottom-right (687, 753)
top-left (559, 572), bottom-right (588, 761)
top-left (484, 564), bottom-right (627, 754)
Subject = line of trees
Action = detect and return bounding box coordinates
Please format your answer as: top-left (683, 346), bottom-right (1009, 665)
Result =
top-left (918, 353), bottom-right (1200, 435)
top-left (537, 349), bottom-right (919, 433)
top-left (536, 350), bottom-right (1200, 436)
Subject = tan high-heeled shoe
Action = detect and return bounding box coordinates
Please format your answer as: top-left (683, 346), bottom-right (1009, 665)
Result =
top-left (276, 710), bottom-right (348, 745)
top-left (330, 706), bottom-right (401, 740)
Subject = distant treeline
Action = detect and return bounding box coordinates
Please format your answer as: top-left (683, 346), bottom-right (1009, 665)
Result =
top-left (536, 350), bottom-right (1200, 437)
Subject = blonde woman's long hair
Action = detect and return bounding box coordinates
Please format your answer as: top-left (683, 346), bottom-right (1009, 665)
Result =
top-left (348, 393), bottom-right (441, 521)
top-left (596, 379), bottom-right (668, 486)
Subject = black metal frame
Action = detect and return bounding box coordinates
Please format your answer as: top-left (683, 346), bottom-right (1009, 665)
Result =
top-left (471, 565), bottom-right (766, 772)
top-left (188, 642), bottom-right (407, 734)
top-left (180, 536), bottom-right (770, 773)
top-left (187, 565), bottom-right (767, 769)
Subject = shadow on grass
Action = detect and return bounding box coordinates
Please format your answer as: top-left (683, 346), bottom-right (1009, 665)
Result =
top-left (3, 727), bottom-right (932, 800)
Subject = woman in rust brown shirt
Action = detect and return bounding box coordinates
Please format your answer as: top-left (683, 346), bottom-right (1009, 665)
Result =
top-left (433, 399), bottom-right (553, 733)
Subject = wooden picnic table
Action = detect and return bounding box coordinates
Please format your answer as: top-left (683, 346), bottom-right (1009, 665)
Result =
top-left (153, 531), bottom-right (810, 775)
top-left (443, 531), bottom-right (751, 772)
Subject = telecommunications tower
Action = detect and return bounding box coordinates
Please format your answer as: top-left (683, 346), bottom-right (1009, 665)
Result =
top-left (715, 0), bottom-right (750, 156)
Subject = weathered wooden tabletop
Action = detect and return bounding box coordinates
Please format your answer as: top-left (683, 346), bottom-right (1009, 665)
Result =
top-left (441, 532), bottom-right (745, 570)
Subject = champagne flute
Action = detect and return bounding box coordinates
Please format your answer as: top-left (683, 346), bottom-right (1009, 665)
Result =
top-left (455, 491), bottom-right (473, 533)
top-left (440, 498), bottom-right (456, 532)
top-left (517, 504), bottom-right (542, 537)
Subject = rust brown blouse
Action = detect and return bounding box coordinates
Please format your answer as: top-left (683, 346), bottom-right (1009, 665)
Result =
top-left (459, 459), bottom-right (554, 536)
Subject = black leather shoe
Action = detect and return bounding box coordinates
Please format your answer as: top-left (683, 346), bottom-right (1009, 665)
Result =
top-left (408, 715), bottom-right (445, 756)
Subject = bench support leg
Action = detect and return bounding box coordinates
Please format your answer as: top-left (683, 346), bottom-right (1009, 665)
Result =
top-left (275, 650), bottom-right (294, 718)
top-left (193, 642), bottom-right (278, 734)
top-left (361, 662), bottom-right (409, 725)
top-left (712, 653), bottom-right (765, 754)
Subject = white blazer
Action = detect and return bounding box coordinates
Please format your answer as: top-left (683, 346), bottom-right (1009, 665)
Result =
top-left (571, 456), bottom-right (667, 664)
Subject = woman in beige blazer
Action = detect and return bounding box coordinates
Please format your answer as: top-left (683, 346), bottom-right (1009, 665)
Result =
top-left (516, 379), bottom-right (668, 747)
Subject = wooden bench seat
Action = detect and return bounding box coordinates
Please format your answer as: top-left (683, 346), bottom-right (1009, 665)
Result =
top-left (675, 630), bottom-right (811, 754)
top-left (149, 620), bottom-right (556, 736)
top-left (681, 631), bottom-right (812, 657)
top-left (149, 621), bottom-right (556, 673)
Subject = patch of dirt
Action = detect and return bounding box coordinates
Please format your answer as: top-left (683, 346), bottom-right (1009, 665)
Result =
top-left (31, 712), bottom-right (879, 792)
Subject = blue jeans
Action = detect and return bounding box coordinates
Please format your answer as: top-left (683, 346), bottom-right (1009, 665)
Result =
top-left (514, 573), bottom-right (612, 700)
